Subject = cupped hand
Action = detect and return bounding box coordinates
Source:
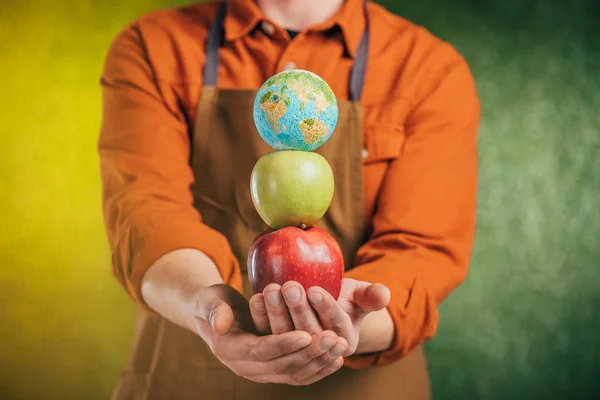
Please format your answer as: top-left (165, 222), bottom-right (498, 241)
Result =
top-left (250, 278), bottom-right (390, 356)
top-left (193, 284), bottom-right (346, 385)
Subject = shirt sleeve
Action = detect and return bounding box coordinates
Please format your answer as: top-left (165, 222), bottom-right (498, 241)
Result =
top-left (98, 22), bottom-right (242, 309)
top-left (344, 57), bottom-right (480, 368)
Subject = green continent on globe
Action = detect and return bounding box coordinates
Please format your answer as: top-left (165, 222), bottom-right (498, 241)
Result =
top-left (259, 91), bottom-right (290, 134)
top-left (299, 118), bottom-right (328, 143)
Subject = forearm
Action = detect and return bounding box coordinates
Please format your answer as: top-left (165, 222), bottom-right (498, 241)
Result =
top-left (355, 307), bottom-right (395, 354)
top-left (141, 248), bottom-right (223, 332)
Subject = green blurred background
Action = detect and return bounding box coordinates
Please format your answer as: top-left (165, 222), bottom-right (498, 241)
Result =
top-left (1, 0), bottom-right (599, 398)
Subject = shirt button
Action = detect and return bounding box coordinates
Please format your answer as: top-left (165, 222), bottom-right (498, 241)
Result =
top-left (283, 61), bottom-right (297, 71)
top-left (261, 21), bottom-right (275, 36)
top-left (361, 147), bottom-right (369, 160)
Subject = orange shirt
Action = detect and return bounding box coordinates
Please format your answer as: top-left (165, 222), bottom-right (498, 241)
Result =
top-left (99, 0), bottom-right (480, 368)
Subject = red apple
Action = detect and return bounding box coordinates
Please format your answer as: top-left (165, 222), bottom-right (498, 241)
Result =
top-left (247, 225), bottom-right (344, 300)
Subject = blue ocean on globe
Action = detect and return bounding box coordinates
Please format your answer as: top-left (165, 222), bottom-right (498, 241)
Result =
top-left (253, 70), bottom-right (338, 152)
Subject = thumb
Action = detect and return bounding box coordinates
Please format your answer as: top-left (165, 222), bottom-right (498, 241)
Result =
top-left (353, 283), bottom-right (391, 314)
top-left (195, 291), bottom-right (235, 336)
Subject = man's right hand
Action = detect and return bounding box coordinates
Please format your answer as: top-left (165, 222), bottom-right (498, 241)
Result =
top-left (193, 284), bottom-right (347, 386)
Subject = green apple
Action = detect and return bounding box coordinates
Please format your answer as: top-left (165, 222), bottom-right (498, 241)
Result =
top-left (250, 150), bottom-right (334, 229)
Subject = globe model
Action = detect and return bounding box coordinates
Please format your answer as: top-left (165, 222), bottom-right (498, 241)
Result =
top-left (253, 69), bottom-right (338, 151)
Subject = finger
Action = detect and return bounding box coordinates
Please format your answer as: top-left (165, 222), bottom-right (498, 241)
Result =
top-left (294, 357), bottom-right (344, 386)
top-left (251, 330), bottom-right (312, 362)
top-left (195, 294), bottom-right (235, 336)
top-left (289, 337), bottom-right (346, 384)
top-left (282, 281), bottom-right (322, 335)
top-left (263, 284), bottom-right (294, 334)
top-left (264, 330), bottom-right (340, 380)
top-left (353, 283), bottom-right (391, 314)
top-left (307, 286), bottom-right (353, 340)
top-left (249, 294), bottom-right (271, 334)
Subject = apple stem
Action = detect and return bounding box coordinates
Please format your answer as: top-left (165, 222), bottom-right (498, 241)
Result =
top-left (300, 223), bottom-right (307, 230)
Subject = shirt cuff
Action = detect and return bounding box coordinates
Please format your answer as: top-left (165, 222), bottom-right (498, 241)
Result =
top-left (342, 261), bottom-right (439, 369)
top-left (112, 212), bottom-right (243, 311)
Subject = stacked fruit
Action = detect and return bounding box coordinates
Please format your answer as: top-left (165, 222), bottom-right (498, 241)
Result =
top-left (247, 70), bottom-right (344, 299)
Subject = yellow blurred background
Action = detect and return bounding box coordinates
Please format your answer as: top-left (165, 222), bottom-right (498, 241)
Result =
top-left (0, 1), bottom-right (150, 398)
top-left (1, 0), bottom-right (599, 399)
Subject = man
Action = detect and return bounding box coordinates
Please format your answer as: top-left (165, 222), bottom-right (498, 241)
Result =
top-left (99, 0), bottom-right (480, 398)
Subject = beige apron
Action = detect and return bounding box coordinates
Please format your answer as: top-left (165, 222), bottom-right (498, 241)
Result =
top-left (112, 2), bottom-right (430, 398)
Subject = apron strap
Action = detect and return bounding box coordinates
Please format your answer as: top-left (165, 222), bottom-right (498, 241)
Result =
top-left (349, 0), bottom-right (369, 102)
top-left (203, 2), bottom-right (227, 86)
top-left (203, 0), bottom-right (370, 101)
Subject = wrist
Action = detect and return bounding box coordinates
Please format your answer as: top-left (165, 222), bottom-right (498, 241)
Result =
top-left (355, 307), bottom-right (395, 354)
top-left (141, 249), bottom-right (223, 332)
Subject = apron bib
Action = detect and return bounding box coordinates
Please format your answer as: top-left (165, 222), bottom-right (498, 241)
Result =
top-left (112, 2), bottom-right (431, 398)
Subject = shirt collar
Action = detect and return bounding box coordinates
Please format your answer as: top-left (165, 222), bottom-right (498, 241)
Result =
top-left (224, 0), bottom-right (367, 59)
top-left (223, 0), bottom-right (264, 42)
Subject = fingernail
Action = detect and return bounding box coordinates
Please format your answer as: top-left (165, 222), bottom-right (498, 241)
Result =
top-left (320, 336), bottom-right (336, 350)
top-left (308, 292), bottom-right (323, 305)
top-left (265, 291), bottom-right (281, 307)
top-left (294, 338), bottom-right (311, 350)
top-left (329, 343), bottom-right (344, 359)
top-left (284, 286), bottom-right (301, 303)
top-left (208, 311), bottom-right (216, 328)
